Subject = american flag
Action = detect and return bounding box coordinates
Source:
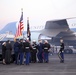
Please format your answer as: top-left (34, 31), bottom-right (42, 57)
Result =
top-left (15, 10), bottom-right (24, 39)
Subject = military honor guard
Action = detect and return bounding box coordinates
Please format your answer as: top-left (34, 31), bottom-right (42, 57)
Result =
top-left (24, 38), bottom-right (31, 65)
top-left (43, 40), bottom-right (50, 63)
top-left (58, 39), bottom-right (64, 63)
top-left (31, 40), bottom-right (37, 63)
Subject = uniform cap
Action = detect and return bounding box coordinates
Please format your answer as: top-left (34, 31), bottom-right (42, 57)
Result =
top-left (33, 40), bottom-right (36, 42)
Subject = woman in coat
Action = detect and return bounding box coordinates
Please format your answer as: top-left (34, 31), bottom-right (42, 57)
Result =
top-left (2, 42), bottom-right (6, 64)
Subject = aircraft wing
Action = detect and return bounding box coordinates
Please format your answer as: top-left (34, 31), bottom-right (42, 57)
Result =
top-left (40, 19), bottom-right (69, 37)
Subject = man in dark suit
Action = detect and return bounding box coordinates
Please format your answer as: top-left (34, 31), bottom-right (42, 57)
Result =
top-left (5, 40), bottom-right (12, 64)
top-left (37, 40), bottom-right (43, 63)
top-left (14, 39), bottom-right (20, 64)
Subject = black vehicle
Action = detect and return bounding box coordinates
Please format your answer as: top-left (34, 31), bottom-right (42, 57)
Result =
top-left (0, 41), bottom-right (15, 62)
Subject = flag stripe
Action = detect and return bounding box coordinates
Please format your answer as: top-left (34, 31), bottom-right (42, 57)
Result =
top-left (15, 11), bottom-right (24, 39)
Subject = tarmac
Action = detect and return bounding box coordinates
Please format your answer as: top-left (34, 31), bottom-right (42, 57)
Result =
top-left (0, 54), bottom-right (76, 75)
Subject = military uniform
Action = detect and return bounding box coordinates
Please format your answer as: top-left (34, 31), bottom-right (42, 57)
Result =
top-left (43, 42), bottom-right (50, 63)
top-left (24, 41), bottom-right (31, 65)
top-left (31, 42), bottom-right (37, 63)
top-left (59, 42), bottom-right (64, 63)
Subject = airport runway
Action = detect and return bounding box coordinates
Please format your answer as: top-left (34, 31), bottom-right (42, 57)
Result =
top-left (0, 54), bottom-right (76, 75)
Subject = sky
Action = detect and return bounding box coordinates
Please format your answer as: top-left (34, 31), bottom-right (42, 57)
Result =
top-left (0, 0), bottom-right (76, 30)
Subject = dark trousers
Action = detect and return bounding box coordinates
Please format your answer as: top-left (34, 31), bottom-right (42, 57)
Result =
top-left (60, 52), bottom-right (64, 63)
top-left (31, 52), bottom-right (36, 62)
top-left (37, 52), bottom-right (43, 63)
top-left (25, 52), bottom-right (30, 65)
top-left (15, 52), bottom-right (19, 64)
top-left (44, 52), bottom-right (48, 62)
top-left (5, 50), bottom-right (11, 64)
top-left (20, 52), bottom-right (24, 64)
top-left (2, 51), bottom-right (6, 59)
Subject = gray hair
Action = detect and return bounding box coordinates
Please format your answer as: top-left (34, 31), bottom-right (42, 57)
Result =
top-left (2, 42), bottom-right (6, 45)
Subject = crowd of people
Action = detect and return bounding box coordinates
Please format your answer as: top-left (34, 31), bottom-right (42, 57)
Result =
top-left (2, 38), bottom-right (64, 65)
top-left (2, 39), bottom-right (51, 65)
